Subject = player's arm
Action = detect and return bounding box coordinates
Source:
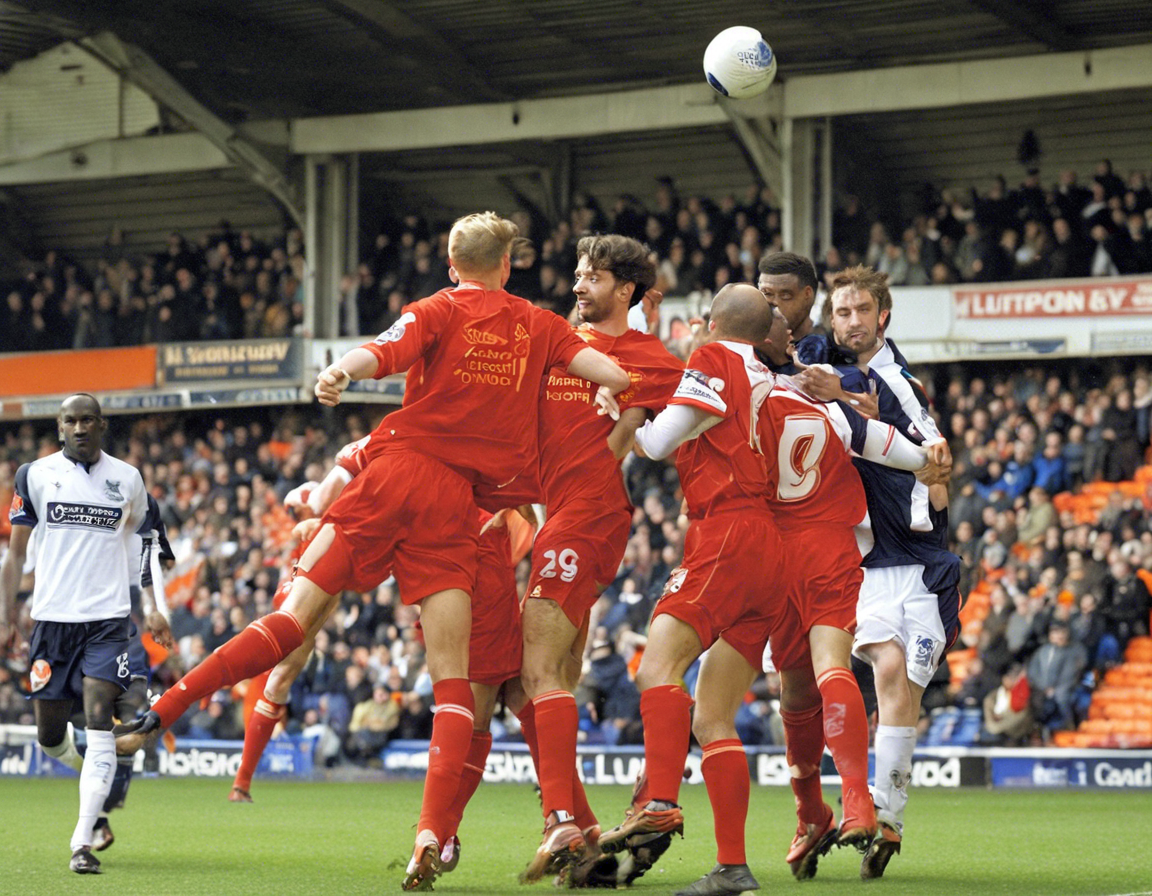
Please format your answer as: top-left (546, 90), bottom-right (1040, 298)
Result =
top-left (634, 404), bottom-right (721, 460)
top-left (607, 406), bottom-right (650, 459)
top-left (635, 363), bottom-right (728, 459)
top-left (828, 400), bottom-right (938, 474)
top-left (0, 524), bottom-right (31, 627)
top-left (137, 494), bottom-right (176, 649)
top-left (567, 348), bottom-right (631, 420)
top-left (791, 361), bottom-right (880, 420)
top-left (316, 348), bottom-right (380, 406)
top-left (317, 301), bottom-right (446, 406)
top-left (306, 466), bottom-right (355, 518)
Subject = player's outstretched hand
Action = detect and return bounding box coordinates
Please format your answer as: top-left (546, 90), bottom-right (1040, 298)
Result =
top-left (843, 390), bottom-right (879, 419)
top-left (594, 385), bottom-right (621, 420)
top-left (145, 611), bottom-right (175, 651)
top-left (641, 287), bottom-right (664, 334)
top-left (926, 439), bottom-right (953, 467)
top-left (292, 518), bottom-right (322, 543)
top-left (916, 457), bottom-right (952, 487)
top-left (315, 365), bottom-right (351, 406)
top-left (791, 360), bottom-right (839, 402)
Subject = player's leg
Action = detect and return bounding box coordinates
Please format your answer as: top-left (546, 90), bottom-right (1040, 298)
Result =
top-left (68, 675), bottom-right (121, 872)
top-left (93, 677), bottom-right (149, 849)
top-left (404, 586), bottom-right (474, 889)
top-left (860, 571), bottom-right (943, 879)
top-left (231, 633), bottom-right (315, 802)
top-left (119, 576), bottom-right (327, 747)
top-left (809, 624), bottom-right (875, 848)
top-left (36, 698), bottom-right (84, 772)
top-left (683, 638), bottom-right (760, 896)
top-left (520, 597), bottom-right (585, 871)
top-left (598, 612), bottom-right (699, 854)
top-left (438, 680), bottom-right (499, 875)
top-left (778, 664), bottom-right (837, 880)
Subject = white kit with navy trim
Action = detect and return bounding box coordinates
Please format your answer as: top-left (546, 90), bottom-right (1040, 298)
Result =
top-left (10, 450), bottom-right (147, 622)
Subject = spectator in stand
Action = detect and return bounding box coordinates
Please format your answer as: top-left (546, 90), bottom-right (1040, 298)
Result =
top-left (982, 664), bottom-right (1033, 746)
top-left (1027, 622), bottom-right (1088, 737)
top-left (1100, 556), bottom-right (1151, 647)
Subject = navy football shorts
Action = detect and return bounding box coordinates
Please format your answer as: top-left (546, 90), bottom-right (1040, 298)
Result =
top-left (27, 616), bottom-right (132, 702)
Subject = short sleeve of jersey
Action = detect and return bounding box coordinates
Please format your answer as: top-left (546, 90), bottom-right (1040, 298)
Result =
top-left (538, 308), bottom-right (588, 371)
top-left (627, 343), bottom-right (685, 413)
top-left (334, 435), bottom-right (372, 477)
top-left (136, 492), bottom-right (163, 535)
top-left (669, 344), bottom-right (729, 417)
top-left (9, 463), bottom-right (36, 527)
top-left (362, 294), bottom-right (453, 378)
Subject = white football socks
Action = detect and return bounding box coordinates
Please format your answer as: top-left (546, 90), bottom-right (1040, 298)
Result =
top-left (41, 722), bottom-right (85, 773)
top-left (872, 725), bottom-right (916, 832)
top-left (70, 729), bottom-right (116, 852)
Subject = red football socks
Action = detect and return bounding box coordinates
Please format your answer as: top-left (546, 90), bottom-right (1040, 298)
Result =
top-left (816, 667), bottom-right (870, 791)
top-left (417, 678), bottom-right (475, 844)
top-left (233, 698), bottom-right (285, 793)
top-left (515, 701), bottom-right (542, 777)
top-left (445, 730), bottom-right (492, 838)
top-left (640, 685), bottom-right (694, 804)
top-left (701, 738), bottom-right (748, 865)
top-left (153, 611), bottom-right (304, 728)
top-left (781, 703), bottom-right (826, 823)
top-left (532, 690), bottom-right (578, 820)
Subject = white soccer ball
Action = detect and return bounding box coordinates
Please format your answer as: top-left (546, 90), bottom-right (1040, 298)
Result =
top-left (703, 26), bottom-right (777, 99)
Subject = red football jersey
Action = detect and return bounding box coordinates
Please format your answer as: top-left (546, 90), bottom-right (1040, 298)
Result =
top-left (334, 434), bottom-right (372, 477)
top-left (359, 285), bottom-right (586, 491)
top-left (670, 340), bottom-right (774, 519)
top-left (753, 382), bottom-right (868, 529)
top-left (539, 325), bottom-right (683, 510)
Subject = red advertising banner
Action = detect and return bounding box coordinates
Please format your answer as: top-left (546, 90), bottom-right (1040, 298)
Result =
top-left (954, 278), bottom-right (1152, 319)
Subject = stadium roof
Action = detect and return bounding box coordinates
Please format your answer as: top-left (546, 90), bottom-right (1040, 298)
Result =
top-left (2, 0), bottom-right (1152, 123)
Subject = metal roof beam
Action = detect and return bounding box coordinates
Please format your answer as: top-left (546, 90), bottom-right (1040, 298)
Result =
top-left (78, 31), bottom-right (302, 225)
top-left (965, 0), bottom-right (1081, 52)
top-left (292, 82), bottom-right (780, 153)
top-left (316, 0), bottom-right (507, 103)
top-left (784, 42), bottom-right (1152, 118)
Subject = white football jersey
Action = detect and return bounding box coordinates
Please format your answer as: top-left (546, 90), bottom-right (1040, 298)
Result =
top-left (10, 450), bottom-right (147, 622)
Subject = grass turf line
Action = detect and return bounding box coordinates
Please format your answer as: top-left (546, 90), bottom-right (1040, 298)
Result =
top-left (0, 777), bottom-right (1148, 894)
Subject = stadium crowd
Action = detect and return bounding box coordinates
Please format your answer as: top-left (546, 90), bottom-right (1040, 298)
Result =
top-left (3, 159), bottom-right (1152, 353)
top-left (1, 349), bottom-right (1149, 756)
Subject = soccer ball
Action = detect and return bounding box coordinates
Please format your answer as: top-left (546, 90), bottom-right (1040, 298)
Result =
top-left (703, 26), bottom-right (777, 99)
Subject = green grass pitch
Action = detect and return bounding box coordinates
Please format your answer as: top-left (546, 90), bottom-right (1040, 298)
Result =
top-left (1, 777), bottom-right (1149, 895)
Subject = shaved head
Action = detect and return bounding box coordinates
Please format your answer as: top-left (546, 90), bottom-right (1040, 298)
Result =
top-left (710, 283), bottom-right (774, 345)
top-left (60, 393), bottom-right (102, 419)
top-left (58, 393), bottom-right (106, 463)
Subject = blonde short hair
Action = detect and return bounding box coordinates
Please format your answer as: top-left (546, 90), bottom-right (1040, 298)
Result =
top-left (448, 212), bottom-right (519, 272)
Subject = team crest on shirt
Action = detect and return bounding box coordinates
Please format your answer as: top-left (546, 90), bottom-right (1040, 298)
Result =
top-left (104, 480), bottom-right (123, 501)
top-left (529, 584), bottom-right (542, 598)
top-left (30, 660), bottom-right (52, 693)
top-left (7, 494), bottom-right (22, 520)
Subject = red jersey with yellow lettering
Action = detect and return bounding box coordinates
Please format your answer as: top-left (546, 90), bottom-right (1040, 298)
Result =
top-left (539, 325), bottom-right (683, 510)
top-left (753, 382), bottom-right (868, 530)
top-left (360, 285), bottom-right (586, 493)
top-left (670, 340), bottom-right (774, 519)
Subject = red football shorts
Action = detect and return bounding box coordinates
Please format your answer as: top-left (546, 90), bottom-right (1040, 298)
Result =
top-left (652, 509), bottom-right (784, 667)
top-left (526, 500), bottom-right (632, 629)
top-left (301, 447), bottom-right (479, 604)
top-left (724, 523), bottom-right (862, 672)
top-left (469, 524), bottom-right (523, 686)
